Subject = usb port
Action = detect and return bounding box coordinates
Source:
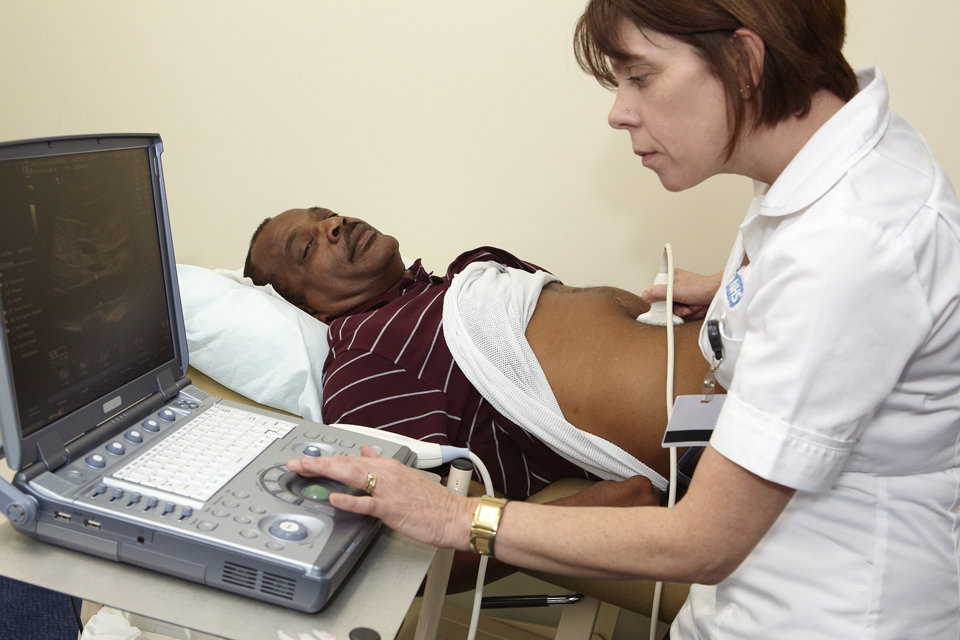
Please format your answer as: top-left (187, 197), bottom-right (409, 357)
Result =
top-left (54, 512), bottom-right (72, 523)
top-left (84, 519), bottom-right (102, 531)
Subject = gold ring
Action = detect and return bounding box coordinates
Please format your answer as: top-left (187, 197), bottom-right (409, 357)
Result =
top-left (362, 472), bottom-right (378, 495)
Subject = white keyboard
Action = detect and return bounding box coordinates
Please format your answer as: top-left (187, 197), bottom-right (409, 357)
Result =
top-left (110, 404), bottom-right (297, 503)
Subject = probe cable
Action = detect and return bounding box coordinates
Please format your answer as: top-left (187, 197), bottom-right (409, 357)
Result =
top-left (465, 451), bottom-right (495, 640)
top-left (649, 243), bottom-right (678, 638)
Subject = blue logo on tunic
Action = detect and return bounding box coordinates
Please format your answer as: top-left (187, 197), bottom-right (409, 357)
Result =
top-left (726, 274), bottom-right (744, 307)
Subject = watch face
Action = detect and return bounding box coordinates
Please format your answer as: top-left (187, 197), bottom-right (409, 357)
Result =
top-left (470, 497), bottom-right (506, 555)
top-left (476, 503), bottom-right (501, 528)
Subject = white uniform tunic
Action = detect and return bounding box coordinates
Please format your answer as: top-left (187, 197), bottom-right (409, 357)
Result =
top-left (672, 68), bottom-right (960, 639)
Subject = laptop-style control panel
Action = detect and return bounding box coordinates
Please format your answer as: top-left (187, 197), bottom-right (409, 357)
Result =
top-left (28, 390), bottom-right (414, 574)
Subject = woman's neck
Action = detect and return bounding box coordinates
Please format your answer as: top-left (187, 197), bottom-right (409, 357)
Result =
top-left (733, 89), bottom-right (848, 186)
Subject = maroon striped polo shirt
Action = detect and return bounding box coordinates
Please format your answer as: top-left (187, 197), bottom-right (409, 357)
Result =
top-left (321, 247), bottom-right (593, 499)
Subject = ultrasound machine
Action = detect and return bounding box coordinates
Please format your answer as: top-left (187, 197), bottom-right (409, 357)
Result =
top-left (0, 134), bottom-right (442, 613)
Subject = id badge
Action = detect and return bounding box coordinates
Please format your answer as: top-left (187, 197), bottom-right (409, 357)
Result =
top-left (664, 317), bottom-right (726, 447)
top-left (662, 395), bottom-right (726, 447)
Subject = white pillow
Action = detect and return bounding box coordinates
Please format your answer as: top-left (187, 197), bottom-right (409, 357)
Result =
top-left (175, 264), bottom-right (329, 421)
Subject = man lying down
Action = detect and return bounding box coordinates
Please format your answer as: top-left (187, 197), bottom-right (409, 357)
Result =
top-left (243, 207), bottom-right (712, 507)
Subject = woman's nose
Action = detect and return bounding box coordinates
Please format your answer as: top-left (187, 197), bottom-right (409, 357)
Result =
top-left (608, 90), bottom-right (639, 130)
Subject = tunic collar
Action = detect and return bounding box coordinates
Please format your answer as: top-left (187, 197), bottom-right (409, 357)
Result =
top-left (739, 67), bottom-right (892, 259)
top-left (754, 67), bottom-right (891, 217)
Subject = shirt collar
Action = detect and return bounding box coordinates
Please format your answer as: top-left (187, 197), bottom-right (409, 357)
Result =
top-left (336, 258), bottom-right (438, 318)
top-left (753, 66), bottom-right (891, 220)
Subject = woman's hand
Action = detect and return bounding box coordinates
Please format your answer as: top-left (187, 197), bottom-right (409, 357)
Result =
top-left (286, 446), bottom-right (477, 551)
top-left (641, 268), bottom-right (723, 320)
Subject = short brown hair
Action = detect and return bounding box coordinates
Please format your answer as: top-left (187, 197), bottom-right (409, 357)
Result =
top-left (575, 0), bottom-right (858, 159)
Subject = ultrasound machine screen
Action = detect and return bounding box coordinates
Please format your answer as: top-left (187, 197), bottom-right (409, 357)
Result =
top-left (0, 148), bottom-right (175, 440)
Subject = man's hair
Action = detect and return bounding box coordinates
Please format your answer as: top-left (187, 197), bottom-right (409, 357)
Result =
top-left (243, 216), bottom-right (307, 308)
top-left (574, 0), bottom-right (859, 160)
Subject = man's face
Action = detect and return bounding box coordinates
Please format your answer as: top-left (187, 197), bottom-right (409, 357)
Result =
top-left (251, 207), bottom-right (407, 322)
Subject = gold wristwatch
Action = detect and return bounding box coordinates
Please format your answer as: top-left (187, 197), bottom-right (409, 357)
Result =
top-left (469, 496), bottom-right (508, 556)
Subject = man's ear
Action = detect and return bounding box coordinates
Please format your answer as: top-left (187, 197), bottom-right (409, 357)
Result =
top-left (733, 28), bottom-right (764, 99)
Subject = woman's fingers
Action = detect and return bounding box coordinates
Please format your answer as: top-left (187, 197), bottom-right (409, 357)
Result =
top-left (641, 268), bottom-right (723, 320)
top-left (285, 449), bottom-right (476, 550)
top-left (328, 492), bottom-right (376, 515)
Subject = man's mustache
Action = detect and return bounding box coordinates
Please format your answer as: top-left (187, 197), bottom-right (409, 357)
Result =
top-left (344, 220), bottom-right (369, 262)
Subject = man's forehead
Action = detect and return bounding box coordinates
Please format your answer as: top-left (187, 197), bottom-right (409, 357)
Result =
top-left (272, 208), bottom-right (315, 249)
top-left (253, 210), bottom-right (303, 274)
top-left (257, 208), bottom-right (337, 259)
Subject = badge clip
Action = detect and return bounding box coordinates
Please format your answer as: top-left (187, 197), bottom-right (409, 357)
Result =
top-left (702, 319), bottom-right (723, 403)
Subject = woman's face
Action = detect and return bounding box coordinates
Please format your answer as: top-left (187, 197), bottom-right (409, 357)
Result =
top-left (607, 21), bottom-right (734, 192)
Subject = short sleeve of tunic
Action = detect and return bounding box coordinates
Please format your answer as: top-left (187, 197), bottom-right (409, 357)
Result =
top-left (710, 208), bottom-right (935, 493)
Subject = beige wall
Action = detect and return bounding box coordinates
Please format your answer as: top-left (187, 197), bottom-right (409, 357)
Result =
top-left (1, 1), bottom-right (957, 292)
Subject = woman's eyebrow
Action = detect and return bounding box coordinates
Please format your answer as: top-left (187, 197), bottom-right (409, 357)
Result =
top-left (619, 55), bottom-right (653, 69)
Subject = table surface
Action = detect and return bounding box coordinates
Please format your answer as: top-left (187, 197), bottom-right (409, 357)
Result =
top-left (0, 445), bottom-right (437, 640)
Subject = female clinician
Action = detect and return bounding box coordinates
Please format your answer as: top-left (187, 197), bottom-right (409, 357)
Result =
top-left (287, 0), bottom-right (960, 637)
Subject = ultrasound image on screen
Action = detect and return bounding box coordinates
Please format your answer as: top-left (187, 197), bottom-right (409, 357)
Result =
top-left (0, 148), bottom-right (175, 439)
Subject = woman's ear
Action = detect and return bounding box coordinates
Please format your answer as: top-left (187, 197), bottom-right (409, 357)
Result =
top-left (733, 28), bottom-right (764, 98)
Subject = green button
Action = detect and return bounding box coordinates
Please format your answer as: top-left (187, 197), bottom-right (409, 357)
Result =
top-left (302, 485), bottom-right (330, 501)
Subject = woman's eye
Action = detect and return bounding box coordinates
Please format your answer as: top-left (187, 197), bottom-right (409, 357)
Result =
top-left (629, 75), bottom-right (647, 87)
top-left (302, 240), bottom-right (313, 260)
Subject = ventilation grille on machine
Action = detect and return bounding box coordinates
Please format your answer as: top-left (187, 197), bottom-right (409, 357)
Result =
top-left (221, 562), bottom-right (297, 600)
top-left (262, 572), bottom-right (297, 600)
top-left (222, 562), bottom-right (258, 590)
